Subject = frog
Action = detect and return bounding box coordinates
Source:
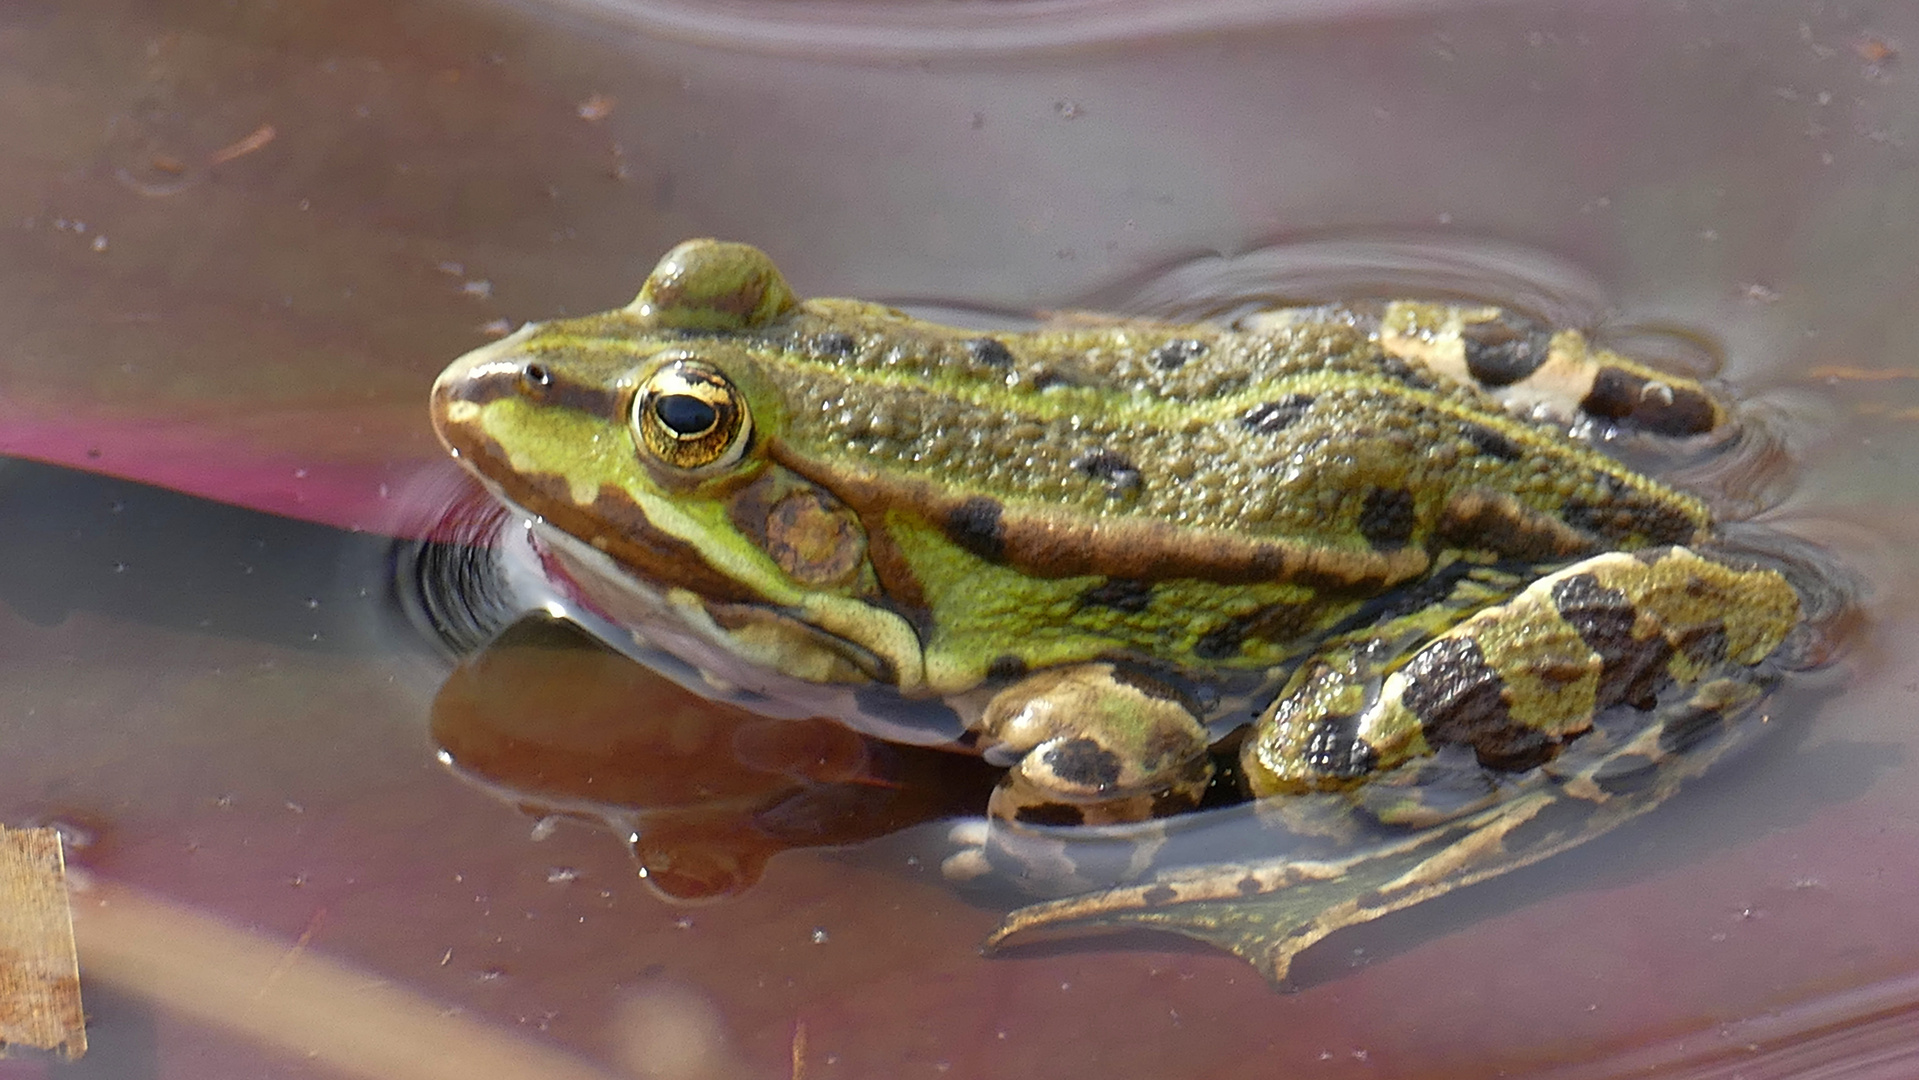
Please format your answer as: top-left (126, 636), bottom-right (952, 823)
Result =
top-left (429, 239), bottom-right (1810, 981)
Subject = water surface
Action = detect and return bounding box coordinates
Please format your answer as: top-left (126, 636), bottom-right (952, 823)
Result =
top-left (3, 0), bottom-right (1918, 1076)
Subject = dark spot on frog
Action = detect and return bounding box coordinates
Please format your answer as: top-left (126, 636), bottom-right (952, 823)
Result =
top-left (1042, 737), bottom-right (1124, 791)
top-left (1376, 355), bottom-right (1439, 391)
top-left (1193, 601), bottom-right (1321, 660)
top-left (1031, 369), bottom-right (1088, 391)
top-left (966, 336), bottom-right (1016, 368)
top-left (1675, 623), bottom-right (1729, 668)
top-left (1080, 578), bottom-right (1153, 613)
top-left (1105, 666), bottom-right (1197, 712)
top-left (1562, 489), bottom-right (1700, 546)
top-left (812, 331), bottom-right (856, 356)
top-left (1460, 313), bottom-right (1553, 386)
top-left (1580, 366), bottom-right (1719, 436)
top-left (1193, 618), bottom-right (1250, 660)
top-left (1550, 572), bottom-right (1673, 708)
top-left (1240, 394), bottom-right (1315, 434)
top-left (1246, 601), bottom-right (1321, 644)
top-left (1196, 741), bottom-right (1246, 809)
top-left (1303, 716), bottom-right (1379, 780)
top-left (855, 524), bottom-right (931, 618)
top-left (1140, 884), bottom-right (1179, 906)
top-left (946, 496), bottom-right (1006, 561)
top-left (1357, 487), bottom-right (1418, 549)
top-left (986, 654), bottom-right (1028, 680)
top-left (1013, 802), bottom-right (1085, 827)
top-left (1071, 450), bottom-right (1142, 496)
top-left (1462, 423), bottom-right (1523, 462)
top-left (1399, 637), bottom-right (1557, 772)
top-left (1236, 875), bottom-right (1263, 898)
top-left (1149, 339), bottom-right (1207, 370)
top-left (1657, 701), bottom-right (1729, 755)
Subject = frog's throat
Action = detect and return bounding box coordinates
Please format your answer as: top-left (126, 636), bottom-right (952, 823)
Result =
top-left (512, 499), bottom-right (932, 697)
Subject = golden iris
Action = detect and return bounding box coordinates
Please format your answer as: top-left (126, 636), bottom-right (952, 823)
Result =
top-left (632, 358), bottom-right (750, 471)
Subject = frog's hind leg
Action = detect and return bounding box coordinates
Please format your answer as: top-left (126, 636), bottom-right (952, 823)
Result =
top-left (1244, 302), bottom-right (1728, 437)
top-left (1242, 546), bottom-right (1801, 803)
top-left (984, 669), bottom-right (1775, 986)
top-left (984, 549), bottom-right (1802, 976)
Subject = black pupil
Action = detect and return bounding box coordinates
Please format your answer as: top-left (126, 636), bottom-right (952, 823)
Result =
top-left (654, 394), bottom-right (718, 436)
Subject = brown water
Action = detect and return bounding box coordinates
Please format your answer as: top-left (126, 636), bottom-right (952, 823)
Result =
top-left (3, 0), bottom-right (1918, 1076)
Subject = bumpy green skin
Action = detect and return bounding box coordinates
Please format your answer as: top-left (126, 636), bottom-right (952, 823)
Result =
top-left (429, 239), bottom-right (1799, 846)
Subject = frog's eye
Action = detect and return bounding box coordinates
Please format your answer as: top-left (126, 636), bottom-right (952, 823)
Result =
top-left (633, 359), bottom-right (752, 472)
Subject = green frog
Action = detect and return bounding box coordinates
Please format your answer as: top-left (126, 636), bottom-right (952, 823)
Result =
top-left (430, 239), bottom-right (1807, 981)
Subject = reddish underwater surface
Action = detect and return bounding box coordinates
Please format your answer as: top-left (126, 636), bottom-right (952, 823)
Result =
top-left (3, 0), bottom-right (1919, 1077)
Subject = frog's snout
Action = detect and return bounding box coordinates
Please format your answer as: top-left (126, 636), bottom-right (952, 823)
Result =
top-left (429, 326), bottom-right (542, 448)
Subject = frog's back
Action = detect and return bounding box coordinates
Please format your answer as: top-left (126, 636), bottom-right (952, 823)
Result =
top-left (743, 300), bottom-right (1713, 593)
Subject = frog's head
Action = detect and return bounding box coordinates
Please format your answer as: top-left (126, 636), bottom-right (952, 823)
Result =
top-left (430, 240), bottom-right (927, 692)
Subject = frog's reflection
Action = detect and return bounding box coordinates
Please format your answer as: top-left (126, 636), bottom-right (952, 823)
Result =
top-left (430, 613), bottom-right (997, 901)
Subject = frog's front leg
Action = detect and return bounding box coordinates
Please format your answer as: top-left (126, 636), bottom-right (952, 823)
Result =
top-left (974, 663), bottom-right (1215, 827)
top-left (1243, 546), bottom-right (1801, 802)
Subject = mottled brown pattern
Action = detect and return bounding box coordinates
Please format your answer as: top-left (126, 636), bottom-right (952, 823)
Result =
top-left (1550, 572), bottom-right (1673, 709)
top-left (1301, 716), bottom-right (1379, 779)
top-left (1399, 637), bottom-right (1559, 772)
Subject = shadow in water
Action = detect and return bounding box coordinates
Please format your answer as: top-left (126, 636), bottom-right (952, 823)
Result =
top-left (0, 457), bottom-right (420, 656)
